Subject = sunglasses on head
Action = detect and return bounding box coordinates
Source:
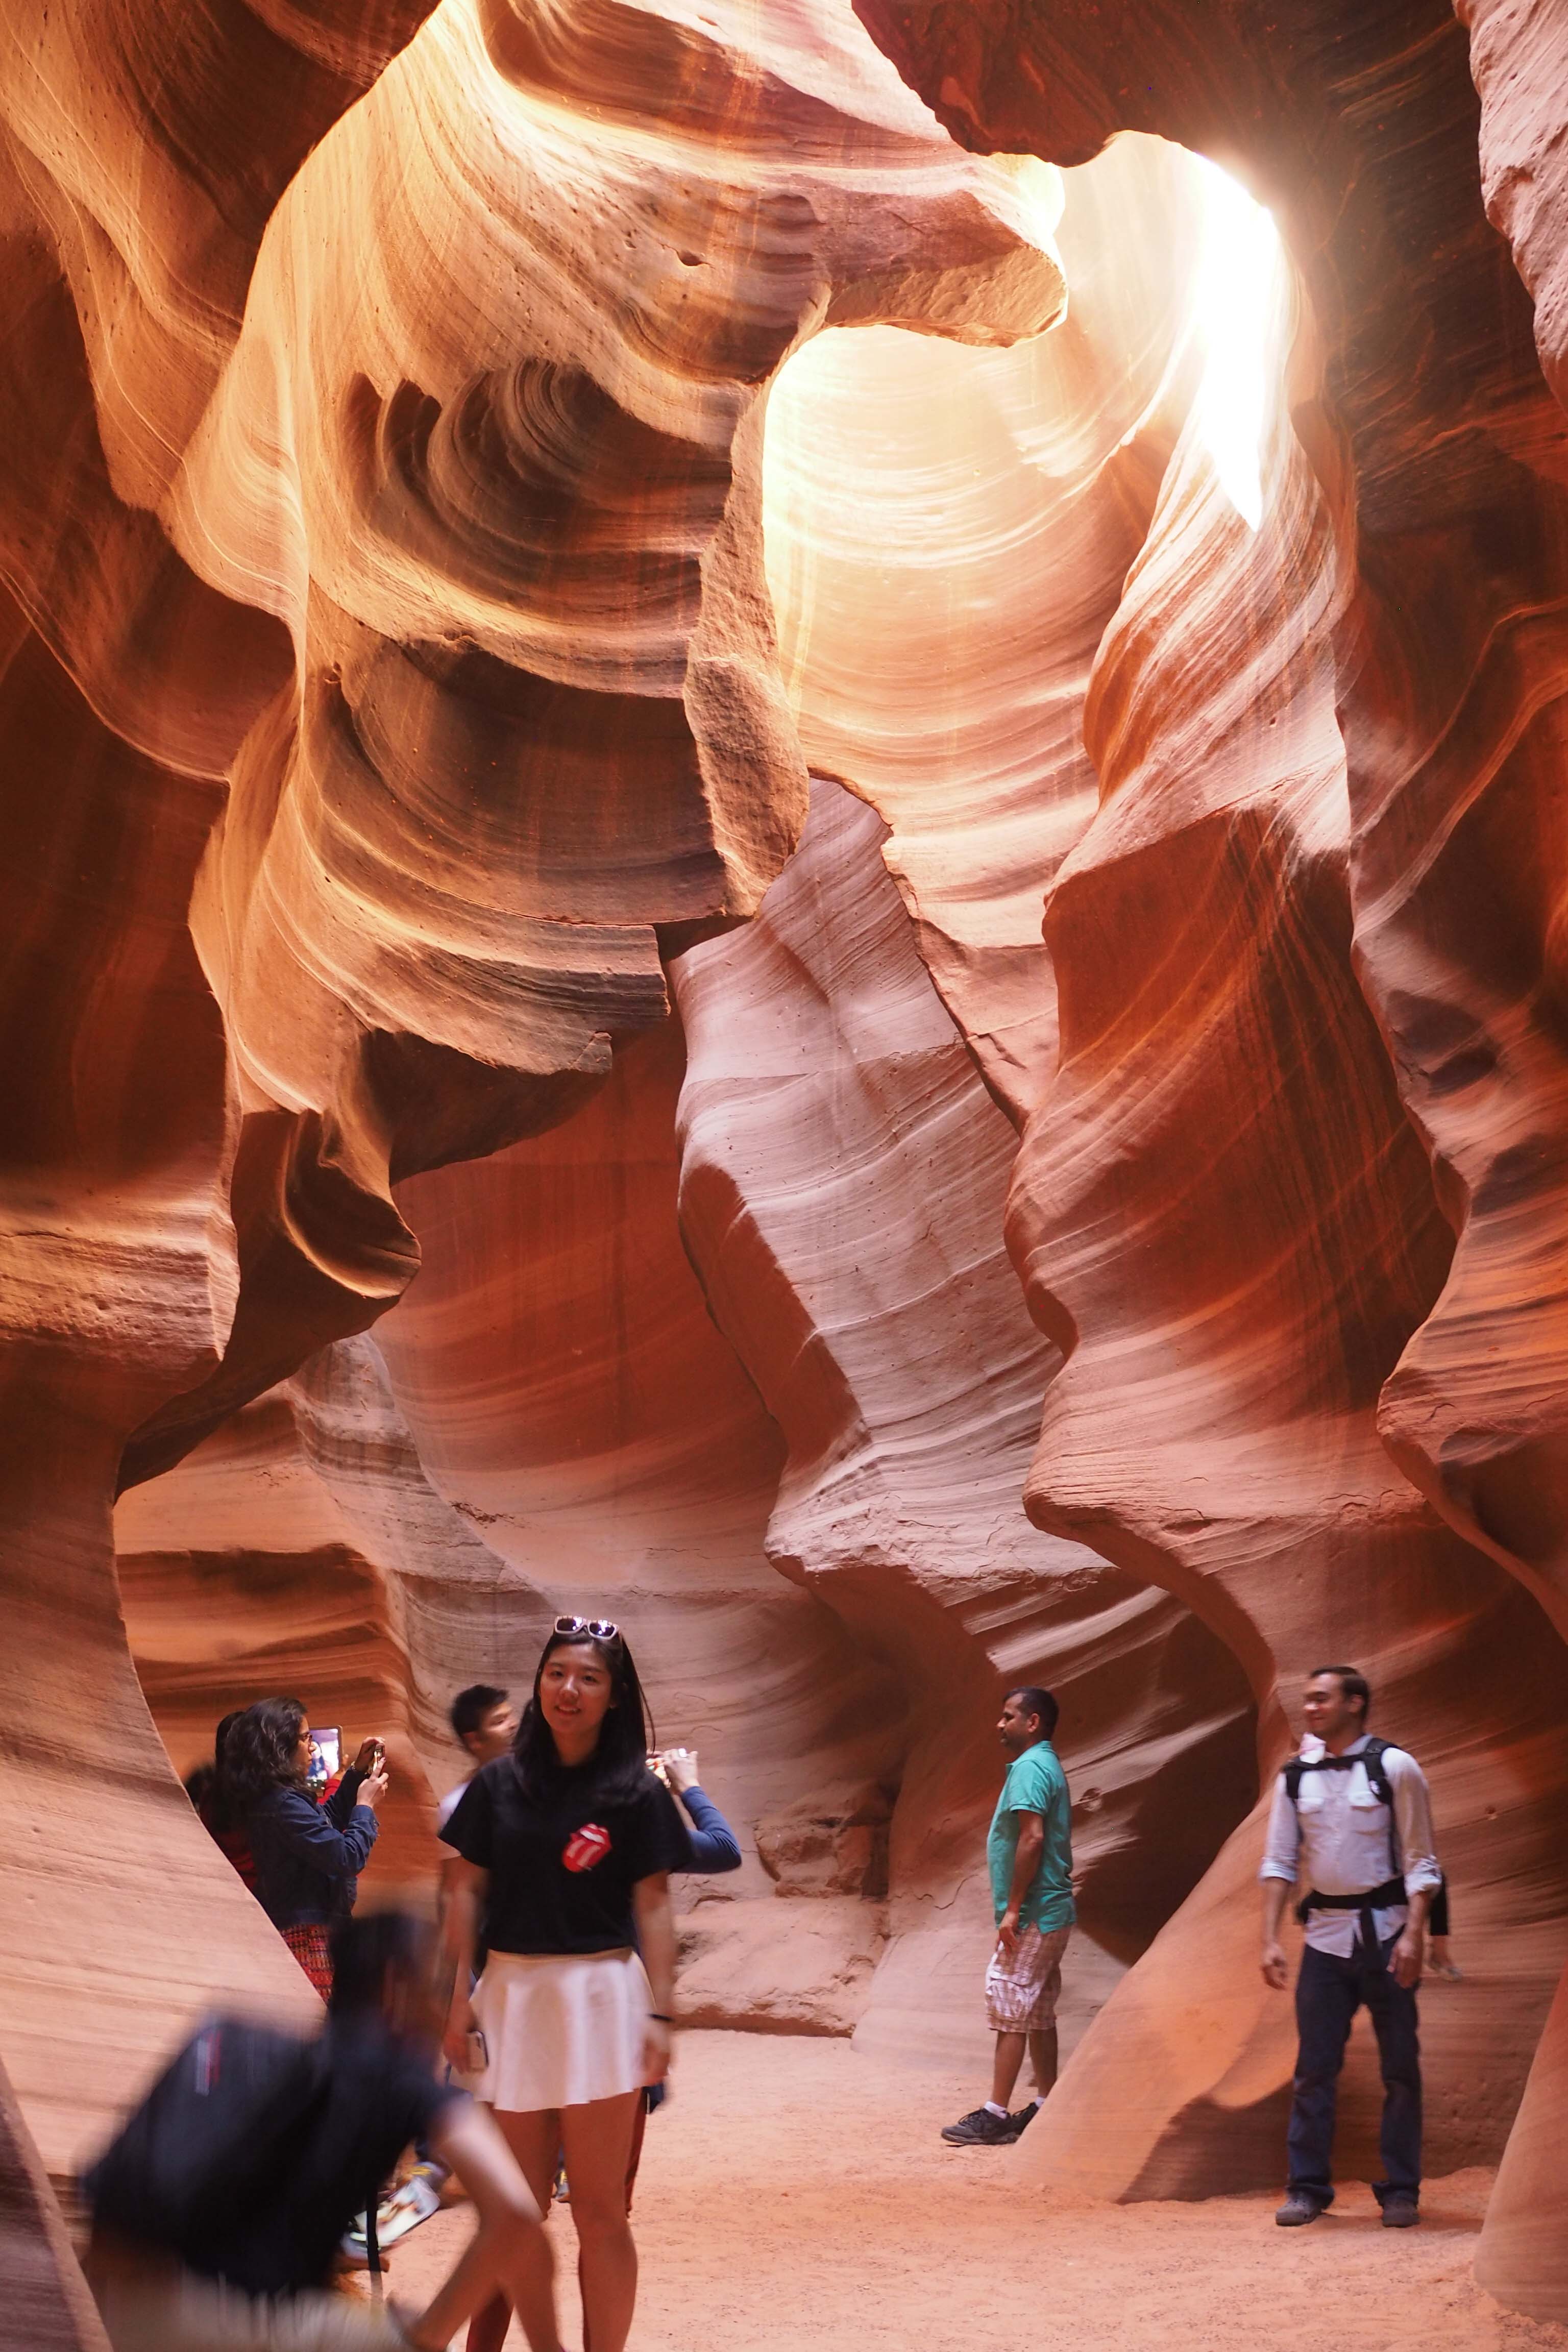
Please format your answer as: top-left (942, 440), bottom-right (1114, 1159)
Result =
top-left (553, 1614), bottom-right (620, 1641)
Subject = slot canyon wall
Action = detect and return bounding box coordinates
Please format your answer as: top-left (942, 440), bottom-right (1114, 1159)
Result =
top-left (0, 0), bottom-right (1566, 2339)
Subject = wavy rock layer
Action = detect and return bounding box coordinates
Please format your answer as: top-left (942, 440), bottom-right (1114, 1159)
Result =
top-left (0, 0), bottom-right (1062, 2195)
top-left (855, 0), bottom-right (1568, 2298)
top-left (119, 0), bottom-right (1068, 1484)
top-left (378, 1016), bottom-right (909, 2024)
top-left (761, 139), bottom-right (1206, 1122)
top-left (672, 779), bottom-right (1259, 2065)
top-left (113, 1331), bottom-right (557, 1893)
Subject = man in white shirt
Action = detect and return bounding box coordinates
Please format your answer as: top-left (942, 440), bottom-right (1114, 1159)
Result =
top-left (1260, 1665), bottom-right (1441, 2230)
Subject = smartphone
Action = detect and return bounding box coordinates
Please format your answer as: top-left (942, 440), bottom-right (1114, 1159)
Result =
top-left (308, 1728), bottom-right (341, 1790)
top-left (465, 2026), bottom-right (488, 2074)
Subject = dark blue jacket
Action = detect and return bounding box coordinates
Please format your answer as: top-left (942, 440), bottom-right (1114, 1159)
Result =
top-left (678, 1784), bottom-right (741, 1874)
top-left (249, 1773), bottom-right (378, 1929)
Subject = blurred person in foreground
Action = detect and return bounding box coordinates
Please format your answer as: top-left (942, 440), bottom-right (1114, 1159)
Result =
top-left (83, 1910), bottom-right (564, 2352)
top-left (442, 1617), bottom-right (685, 2352)
top-left (1261, 1665), bottom-right (1440, 2229)
top-left (941, 1685), bottom-right (1075, 2147)
top-left (228, 1699), bottom-right (389, 1999)
top-left (351, 1684), bottom-right (521, 2258)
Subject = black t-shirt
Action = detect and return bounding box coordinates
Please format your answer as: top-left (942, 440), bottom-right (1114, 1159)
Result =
top-left (442, 1755), bottom-right (688, 1954)
top-left (191, 2016), bottom-right (464, 2296)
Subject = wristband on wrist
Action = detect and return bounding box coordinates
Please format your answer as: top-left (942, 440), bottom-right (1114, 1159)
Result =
top-left (648, 2012), bottom-right (675, 2024)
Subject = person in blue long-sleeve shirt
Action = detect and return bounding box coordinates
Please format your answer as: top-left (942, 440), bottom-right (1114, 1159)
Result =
top-left (226, 1697), bottom-right (388, 1997)
top-left (659, 1746), bottom-right (742, 1874)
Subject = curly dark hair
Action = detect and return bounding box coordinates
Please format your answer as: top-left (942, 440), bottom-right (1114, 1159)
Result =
top-left (511, 1629), bottom-right (654, 1804)
top-left (225, 1697), bottom-right (311, 1811)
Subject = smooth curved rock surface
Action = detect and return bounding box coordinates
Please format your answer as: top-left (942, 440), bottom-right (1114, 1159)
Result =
top-left (673, 778), bottom-right (1259, 2067)
top-left (113, 1330), bottom-right (558, 1894)
top-left (5, 0), bottom-right (1568, 2324)
top-left (856, 0), bottom-right (1568, 2275)
top-left (761, 136), bottom-right (1205, 1121)
top-left (378, 1014), bottom-right (911, 2025)
top-left (116, 0), bottom-right (1068, 1485)
top-left (0, 0), bottom-right (1064, 2219)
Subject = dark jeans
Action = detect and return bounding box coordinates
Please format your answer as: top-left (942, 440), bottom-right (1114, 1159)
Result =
top-left (1287, 1932), bottom-right (1421, 2208)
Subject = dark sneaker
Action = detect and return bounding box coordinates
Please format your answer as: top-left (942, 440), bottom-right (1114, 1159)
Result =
top-left (1275, 2195), bottom-right (1324, 2226)
top-left (941, 2106), bottom-right (1016, 2146)
top-left (1007, 2102), bottom-right (1043, 2138)
top-left (1381, 2197), bottom-right (1418, 2228)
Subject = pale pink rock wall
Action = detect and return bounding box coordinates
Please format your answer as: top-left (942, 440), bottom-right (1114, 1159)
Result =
top-left (673, 779), bottom-right (1258, 2067)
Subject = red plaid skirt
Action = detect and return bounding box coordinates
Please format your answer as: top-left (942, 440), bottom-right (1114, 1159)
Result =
top-left (282, 1922), bottom-right (333, 2000)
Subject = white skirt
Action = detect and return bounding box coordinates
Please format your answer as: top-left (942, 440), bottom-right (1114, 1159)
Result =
top-left (472, 1947), bottom-right (651, 2111)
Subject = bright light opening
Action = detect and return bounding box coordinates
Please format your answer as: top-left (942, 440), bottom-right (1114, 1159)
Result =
top-left (1191, 157), bottom-right (1284, 532)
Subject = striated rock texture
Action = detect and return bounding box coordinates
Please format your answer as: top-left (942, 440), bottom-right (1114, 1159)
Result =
top-left (113, 1331), bottom-right (557, 1895)
top-left (5, 0), bottom-right (1568, 2331)
top-left (855, 0), bottom-right (1568, 2305)
top-left (0, 2055), bottom-right (110, 2352)
top-left (377, 1014), bottom-right (911, 2028)
top-left (0, 0), bottom-right (1063, 2205)
top-left (121, 0), bottom-right (1068, 1485)
top-left (761, 135), bottom-right (1206, 1122)
top-left (673, 779), bottom-right (1259, 2066)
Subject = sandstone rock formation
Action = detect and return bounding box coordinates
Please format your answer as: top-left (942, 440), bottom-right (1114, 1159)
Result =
top-left (760, 135), bottom-right (1204, 1122)
top-left (854, 0), bottom-right (1568, 2309)
top-left (3, 0), bottom-right (1568, 2332)
top-left (0, 0), bottom-right (1062, 2187)
top-left (672, 778), bottom-right (1259, 2066)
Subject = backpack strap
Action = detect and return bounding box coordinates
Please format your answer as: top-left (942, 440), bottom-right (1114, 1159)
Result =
top-left (1283, 1738), bottom-right (1406, 1896)
top-left (1282, 1741), bottom-right (1398, 1808)
top-left (1358, 1736), bottom-right (1395, 1811)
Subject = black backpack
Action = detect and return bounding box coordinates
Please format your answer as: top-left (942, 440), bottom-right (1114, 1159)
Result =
top-left (1283, 1735), bottom-right (1400, 1873)
top-left (1282, 1735), bottom-right (1394, 1810)
top-left (82, 2018), bottom-right (328, 2256)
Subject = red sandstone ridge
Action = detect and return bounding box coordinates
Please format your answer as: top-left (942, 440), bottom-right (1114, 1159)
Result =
top-left (672, 779), bottom-right (1259, 2063)
top-left (0, 0), bottom-right (1063, 2222)
top-left (4, 0), bottom-right (1568, 2338)
top-left (854, 0), bottom-right (1568, 2314)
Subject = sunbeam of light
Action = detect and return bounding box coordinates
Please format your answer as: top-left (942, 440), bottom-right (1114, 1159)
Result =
top-left (1192, 156), bottom-right (1284, 533)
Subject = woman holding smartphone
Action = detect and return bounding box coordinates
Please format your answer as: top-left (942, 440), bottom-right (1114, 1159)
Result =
top-left (442, 1619), bottom-right (684, 2352)
top-left (226, 1697), bottom-right (388, 1997)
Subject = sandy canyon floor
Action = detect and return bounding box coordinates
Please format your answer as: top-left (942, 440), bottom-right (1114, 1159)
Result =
top-left (374, 2032), bottom-right (1568, 2351)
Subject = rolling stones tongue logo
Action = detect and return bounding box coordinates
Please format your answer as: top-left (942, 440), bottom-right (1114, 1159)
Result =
top-left (562, 1822), bottom-right (612, 1873)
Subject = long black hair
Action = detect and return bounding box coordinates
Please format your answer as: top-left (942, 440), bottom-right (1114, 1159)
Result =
top-left (201, 1708), bottom-right (246, 1833)
top-left (225, 1697), bottom-right (310, 1811)
top-left (511, 1628), bottom-right (654, 1803)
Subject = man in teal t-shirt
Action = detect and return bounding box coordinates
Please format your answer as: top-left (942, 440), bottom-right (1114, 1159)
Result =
top-left (941, 1686), bottom-right (1075, 2147)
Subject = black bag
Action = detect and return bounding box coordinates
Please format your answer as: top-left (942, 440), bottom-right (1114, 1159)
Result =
top-left (82, 2018), bottom-right (327, 2255)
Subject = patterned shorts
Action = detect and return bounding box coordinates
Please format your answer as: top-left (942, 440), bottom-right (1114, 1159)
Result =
top-left (985, 1923), bottom-right (1071, 2032)
top-left (282, 1922), bottom-right (333, 2001)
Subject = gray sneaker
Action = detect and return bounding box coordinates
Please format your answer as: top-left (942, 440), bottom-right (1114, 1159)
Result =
top-left (1007, 2102), bottom-right (1043, 2138)
top-left (941, 2106), bottom-right (1016, 2146)
top-left (1275, 2194), bottom-right (1323, 2226)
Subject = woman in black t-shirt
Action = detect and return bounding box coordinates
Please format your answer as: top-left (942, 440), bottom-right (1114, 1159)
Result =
top-left (442, 1619), bottom-right (684, 2352)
